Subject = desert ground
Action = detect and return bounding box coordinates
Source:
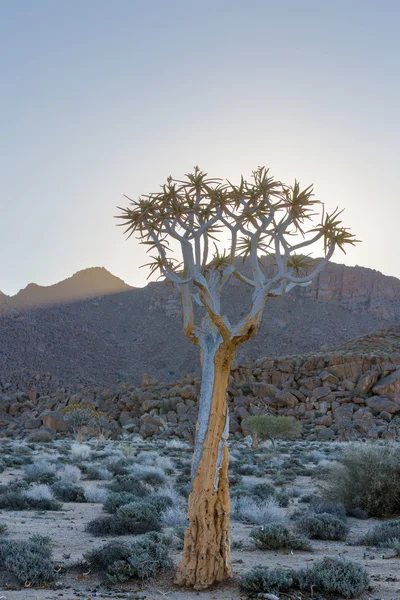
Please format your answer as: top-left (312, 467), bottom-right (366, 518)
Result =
top-left (0, 436), bottom-right (399, 600)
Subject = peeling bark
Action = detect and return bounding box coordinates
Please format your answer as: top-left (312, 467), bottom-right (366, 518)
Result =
top-left (175, 340), bottom-right (235, 589)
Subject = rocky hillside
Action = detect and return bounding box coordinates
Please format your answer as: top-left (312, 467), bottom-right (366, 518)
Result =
top-left (0, 267), bottom-right (131, 311)
top-left (1, 328), bottom-right (399, 442)
top-left (0, 263), bottom-right (399, 392)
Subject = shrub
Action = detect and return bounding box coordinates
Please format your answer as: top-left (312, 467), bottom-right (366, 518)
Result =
top-left (296, 513), bottom-right (349, 540)
top-left (320, 444), bottom-right (400, 517)
top-left (250, 482), bottom-right (276, 500)
top-left (161, 506), bottom-right (188, 528)
top-left (82, 464), bottom-right (111, 480)
top-left (240, 565), bottom-right (294, 594)
top-left (0, 491), bottom-right (30, 510)
top-left (295, 556), bottom-right (369, 598)
top-left (148, 494), bottom-right (174, 515)
top-left (23, 485), bottom-right (62, 511)
top-left (52, 481), bottom-right (86, 502)
top-left (84, 486), bottom-right (108, 503)
top-left (232, 497), bottom-right (285, 525)
top-left (240, 557), bottom-right (369, 598)
top-left (0, 523), bottom-right (7, 535)
top-left (24, 461), bottom-right (57, 484)
top-left (106, 475), bottom-right (149, 495)
top-left (86, 503), bottom-right (161, 536)
top-left (103, 492), bottom-right (139, 513)
top-left (85, 532), bottom-right (173, 582)
top-left (62, 404), bottom-right (98, 442)
top-left (250, 524), bottom-right (312, 551)
top-left (70, 443), bottom-right (92, 460)
top-left (309, 497), bottom-right (347, 521)
top-left (0, 459), bottom-right (6, 473)
top-left (57, 465), bottom-right (81, 484)
top-left (0, 536), bottom-right (54, 585)
top-left (361, 520), bottom-right (400, 546)
top-left (26, 431), bottom-right (54, 443)
top-left (247, 415), bottom-right (302, 449)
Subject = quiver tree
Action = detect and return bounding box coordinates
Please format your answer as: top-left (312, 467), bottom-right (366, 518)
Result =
top-left (117, 166), bottom-right (357, 589)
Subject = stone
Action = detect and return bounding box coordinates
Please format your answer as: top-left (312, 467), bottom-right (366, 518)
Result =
top-left (313, 386), bottom-right (332, 400)
top-left (372, 369), bottom-right (400, 399)
top-left (178, 385), bottom-right (197, 400)
top-left (366, 396), bottom-right (400, 414)
top-left (140, 373), bottom-right (159, 387)
top-left (317, 427), bottom-right (335, 440)
top-left (41, 411), bottom-right (68, 432)
top-left (274, 390), bottom-right (298, 408)
top-left (315, 415), bottom-right (333, 427)
top-left (379, 410), bottom-right (392, 422)
top-left (250, 382), bottom-right (279, 398)
top-left (357, 369), bottom-right (380, 393)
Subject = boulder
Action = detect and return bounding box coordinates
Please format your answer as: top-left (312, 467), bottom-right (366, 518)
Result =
top-left (372, 369), bottom-right (400, 399)
top-left (140, 373), bottom-right (159, 387)
top-left (249, 382), bottom-right (279, 398)
top-left (41, 411), bottom-right (68, 432)
top-left (366, 396), bottom-right (400, 414)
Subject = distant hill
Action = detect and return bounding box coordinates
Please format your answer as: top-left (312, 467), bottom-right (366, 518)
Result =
top-left (0, 261), bottom-right (399, 394)
top-left (1, 267), bottom-right (132, 310)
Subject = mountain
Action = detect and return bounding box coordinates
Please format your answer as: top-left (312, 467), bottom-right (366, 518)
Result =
top-left (1, 268), bottom-right (132, 310)
top-left (0, 261), bottom-right (399, 394)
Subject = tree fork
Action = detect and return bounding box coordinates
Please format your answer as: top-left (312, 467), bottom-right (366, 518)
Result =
top-left (175, 342), bottom-right (235, 589)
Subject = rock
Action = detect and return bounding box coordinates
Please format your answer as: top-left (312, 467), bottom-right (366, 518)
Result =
top-left (317, 427), bottom-right (336, 440)
top-left (41, 411), bottom-right (68, 432)
top-left (178, 385), bottom-right (197, 400)
top-left (249, 382), bottom-right (279, 398)
top-left (140, 423), bottom-right (160, 438)
top-left (140, 373), bottom-right (159, 387)
top-left (379, 410), bottom-right (392, 422)
top-left (366, 396), bottom-right (400, 414)
top-left (357, 369), bottom-right (380, 393)
top-left (275, 390), bottom-right (298, 408)
top-left (372, 369), bottom-right (400, 399)
top-left (313, 386), bottom-right (332, 400)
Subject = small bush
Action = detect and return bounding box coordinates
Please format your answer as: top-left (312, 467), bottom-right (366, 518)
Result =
top-left (52, 481), bottom-right (86, 502)
top-left (250, 482), bottom-right (276, 500)
top-left (26, 431), bottom-right (54, 443)
top-left (309, 497), bottom-right (347, 521)
top-left (295, 556), bottom-right (369, 598)
top-left (0, 523), bottom-right (8, 535)
top-left (361, 520), bottom-right (400, 546)
top-left (86, 502), bottom-right (161, 536)
top-left (250, 524), bottom-right (312, 551)
top-left (57, 465), bottom-right (81, 484)
top-left (84, 486), bottom-right (108, 503)
top-left (24, 461), bottom-right (57, 484)
top-left (247, 415), bottom-right (302, 449)
top-left (241, 556), bottom-right (369, 598)
top-left (106, 475), bottom-right (149, 495)
top-left (84, 532), bottom-right (172, 581)
top-left (296, 513), bottom-right (349, 540)
top-left (232, 497), bottom-right (285, 525)
top-left (240, 565), bottom-right (294, 594)
top-left (0, 536), bottom-right (54, 585)
top-left (161, 505), bottom-right (188, 528)
top-left (103, 492), bottom-right (139, 513)
top-left (70, 443), bottom-right (92, 460)
top-left (320, 444), bottom-right (400, 517)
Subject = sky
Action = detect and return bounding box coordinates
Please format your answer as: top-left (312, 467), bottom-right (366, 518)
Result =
top-left (0, 0), bottom-right (399, 295)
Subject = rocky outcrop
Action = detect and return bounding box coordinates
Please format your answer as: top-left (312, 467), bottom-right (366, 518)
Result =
top-left (1, 348), bottom-right (399, 442)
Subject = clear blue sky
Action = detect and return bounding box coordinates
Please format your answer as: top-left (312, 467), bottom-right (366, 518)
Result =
top-left (1, 0), bottom-right (399, 295)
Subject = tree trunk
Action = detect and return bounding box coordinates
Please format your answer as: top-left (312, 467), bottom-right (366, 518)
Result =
top-left (175, 339), bottom-right (235, 589)
top-left (76, 425), bottom-right (83, 443)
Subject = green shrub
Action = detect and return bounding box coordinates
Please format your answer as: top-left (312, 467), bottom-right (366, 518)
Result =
top-left (103, 492), bottom-right (139, 513)
top-left (86, 502), bottom-right (161, 536)
top-left (84, 532), bottom-right (172, 581)
top-left (361, 520), bottom-right (400, 546)
top-left (241, 556), bottom-right (369, 598)
top-left (295, 556), bottom-right (369, 598)
top-left (106, 475), bottom-right (149, 496)
top-left (247, 415), bottom-right (302, 449)
top-left (52, 482), bottom-right (86, 502)
top-left (296, 513), bottom-right (349, 540)
top-left (320, 444), bottom-right (400, 517)
top-left (0, 523), bottom-right (8, 535)
top-left (250, 524), bottom-right (312, 551)
top-left (310, 497), bottom-right (347, 521)
top-left (0, 535), bottom-right (54, 585)
top-left (240, 565), bottom-right (294, 594)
